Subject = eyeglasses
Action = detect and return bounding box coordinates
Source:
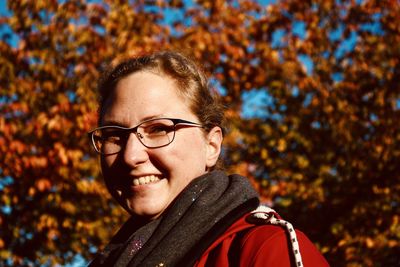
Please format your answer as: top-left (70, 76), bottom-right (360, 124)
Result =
top-left (88, 118), bottom-right (203, 155)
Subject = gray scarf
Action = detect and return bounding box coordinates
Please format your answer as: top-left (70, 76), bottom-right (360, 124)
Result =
top-left (89, 170), bottom-right (259, 267)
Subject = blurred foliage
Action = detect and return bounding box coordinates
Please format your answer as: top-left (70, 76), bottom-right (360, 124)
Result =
top-left (1, 0), bottom-right (399, 266)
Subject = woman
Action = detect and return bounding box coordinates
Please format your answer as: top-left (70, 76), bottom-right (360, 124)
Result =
top-left (88, 51), bottom-right (329, 266)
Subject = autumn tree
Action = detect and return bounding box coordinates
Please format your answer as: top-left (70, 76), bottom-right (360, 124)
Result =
top-left (1, 0), bottom-right (399, 266)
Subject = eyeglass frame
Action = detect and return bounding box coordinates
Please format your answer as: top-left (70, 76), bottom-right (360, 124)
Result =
top-left (88, 117), bottom-right (204, 155)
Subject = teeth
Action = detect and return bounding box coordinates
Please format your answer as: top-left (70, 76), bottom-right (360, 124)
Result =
top-left (132, 175), bottom-right (161, 186)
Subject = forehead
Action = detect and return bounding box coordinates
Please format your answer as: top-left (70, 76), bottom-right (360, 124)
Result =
top-left (100, 71), bottom-right (193, 126)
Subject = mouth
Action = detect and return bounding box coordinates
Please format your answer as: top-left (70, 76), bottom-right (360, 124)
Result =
top-left (132, 175), bottom-right (162, 186)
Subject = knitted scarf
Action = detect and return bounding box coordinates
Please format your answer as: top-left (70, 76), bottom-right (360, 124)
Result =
top-left (89, 170), bottom-right (259, 267)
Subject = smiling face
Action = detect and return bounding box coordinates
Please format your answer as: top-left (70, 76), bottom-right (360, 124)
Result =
top-left (100, 71), bottom-right (222, 219)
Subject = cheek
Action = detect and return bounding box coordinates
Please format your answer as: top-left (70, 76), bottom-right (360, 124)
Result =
top-left (100, 155), bottom-right (120, 186)
top-left (101, 155), bottom-right (117, 170)
top-left (100, 157), bottom-right (116, 191)
top-left (166, 131), bottom-right (207, 171)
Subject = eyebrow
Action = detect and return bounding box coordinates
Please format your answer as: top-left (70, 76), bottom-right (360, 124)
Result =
top-left (101, 115), bottom-right (165, 127)
top-left (100, 119), bottom-right (127, 127)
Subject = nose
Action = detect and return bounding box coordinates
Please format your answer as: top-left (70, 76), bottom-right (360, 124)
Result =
top-left (122, 132), bottom-right (149, 167)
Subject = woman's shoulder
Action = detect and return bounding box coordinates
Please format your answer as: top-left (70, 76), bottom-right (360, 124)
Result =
top-left (239, 224), bottom-right (329, 266)
top-left (235, 206), bottom-right (330, 267)
top-left (195, 206), bottom-right (330, 267)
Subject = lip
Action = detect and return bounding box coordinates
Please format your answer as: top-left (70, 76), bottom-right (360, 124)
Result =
top-left (132, 174), bottom-right (162, 186)
top-left (115, 174), bottom-right (165, 196)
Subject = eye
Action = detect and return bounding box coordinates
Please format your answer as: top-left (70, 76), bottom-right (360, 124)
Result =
top-left (101, 128), bottom-right (127, 143)
top-left (144, 123), bottom-right (174, 136)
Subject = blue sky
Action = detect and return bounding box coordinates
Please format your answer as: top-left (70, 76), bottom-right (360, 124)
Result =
top-left (0, 0), bottom-right (9, 15)
top-left (0, 0), bottom-right (20, 47)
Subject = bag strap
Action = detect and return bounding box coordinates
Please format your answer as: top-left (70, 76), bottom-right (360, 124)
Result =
top-left (247, 205), bottom-right (304, 267)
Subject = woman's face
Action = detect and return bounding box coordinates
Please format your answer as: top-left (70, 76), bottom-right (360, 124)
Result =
top-left (100, 71), bottom-right (221, 219)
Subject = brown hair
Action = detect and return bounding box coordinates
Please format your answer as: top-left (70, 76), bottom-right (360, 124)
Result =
top-left (98, 51), bottom-right (226, 167)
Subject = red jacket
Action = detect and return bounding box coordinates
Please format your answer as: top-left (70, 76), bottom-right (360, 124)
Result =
top-left (194, 214), bottom-right (329, 267)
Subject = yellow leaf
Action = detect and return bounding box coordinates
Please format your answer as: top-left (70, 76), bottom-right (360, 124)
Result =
top-left (296, 155), bottom-right (309, 169)
top-left (277, 139), bottom-right (287, 152)
top-left (366, 237), bottom-right (374, 248)
top-left (261, 148), bottom-right (268, 159)
top-left (35, 178), bottom-right (52, 192)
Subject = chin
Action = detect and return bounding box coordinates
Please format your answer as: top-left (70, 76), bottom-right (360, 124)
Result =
top-left (126, 200), bottom-right (165, 219)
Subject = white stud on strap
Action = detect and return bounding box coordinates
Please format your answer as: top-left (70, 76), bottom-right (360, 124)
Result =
top-left (249, 205), bottom-right (304, 267)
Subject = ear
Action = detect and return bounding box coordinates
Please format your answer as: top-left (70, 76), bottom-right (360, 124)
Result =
top-left (205, 126), bottom-right (223, 168)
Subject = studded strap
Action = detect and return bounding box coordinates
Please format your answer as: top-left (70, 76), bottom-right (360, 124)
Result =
top-left (249, 205), bottom-right (304, 267)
